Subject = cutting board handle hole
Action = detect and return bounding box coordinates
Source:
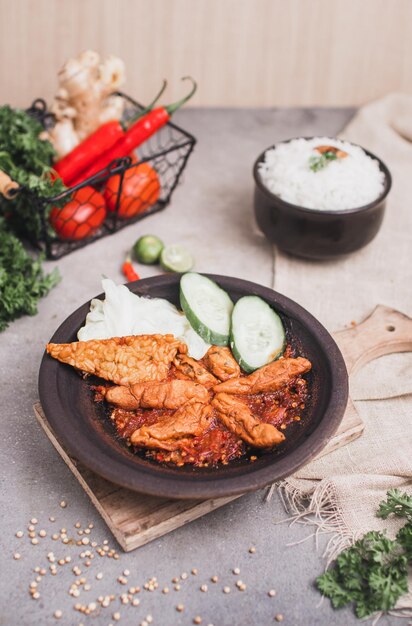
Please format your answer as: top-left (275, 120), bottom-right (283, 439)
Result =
top-left (386, 325), bottom-right (396, 332)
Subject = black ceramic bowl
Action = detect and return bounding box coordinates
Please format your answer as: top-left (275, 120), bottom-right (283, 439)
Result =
top-left (253, 139), bottom-right (392, 260)
top-left (39, 274), bottom-right (348, 500)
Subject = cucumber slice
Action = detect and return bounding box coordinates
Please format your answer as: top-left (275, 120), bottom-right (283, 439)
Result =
top-left (180, 273), bottom-right (234, 345)
top-left (230, 296), bottom-right (286, 372)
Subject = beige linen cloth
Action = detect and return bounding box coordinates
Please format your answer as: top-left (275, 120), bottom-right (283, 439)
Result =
top-left (272, 94), bottom-right (412, 616)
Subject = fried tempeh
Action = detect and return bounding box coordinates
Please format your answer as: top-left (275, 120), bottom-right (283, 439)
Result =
top-left (212, 393), bottom-right (285, 448)
top-left (213, 357), bottom-right (311, 394)
top-left (173, 353), bottom-right (218, 389)
top-left (47, 334), bottom-right (186, 386)
top-left (103, 379), bottom-right (209, 410)
top-left (203, 345), bottom-right (241, 381)
top-left (130, 402), bottom-right (213, 451)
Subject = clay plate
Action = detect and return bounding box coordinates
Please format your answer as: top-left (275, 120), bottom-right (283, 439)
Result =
top-left (38, 274), bottom-right (348, 499)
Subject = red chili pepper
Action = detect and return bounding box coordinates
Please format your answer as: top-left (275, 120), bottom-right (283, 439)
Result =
top-left (53, 81), bottom-right (167, 186)
top-left (71, 77), bottom-right (197, 186)
top-left (122, 255), bottom-right (140, 282)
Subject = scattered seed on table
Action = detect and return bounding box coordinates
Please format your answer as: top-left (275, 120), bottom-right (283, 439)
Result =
top-left (174, 584), bottom-right (181, 591)
top-left (172, 577), bottom-right (179, 583)
top-left (191, 568), bottom-right (198, 575)
top-left (58, 559), bottom-right (65, 566)
top-left (84, 529), bottom-right (90, 535)
top-left (28, 532), bottom-right (36, 539)
top-left (84, 584), bottom-right (91, 591)
top-left (249, 546), bottom-right (256, 554)
top-left (269, 589), bottom-right (277, 597)
top-left (39, 530), bottom-right (46, 538)
top-left (162, 587), bottom-right (169, 594)
top-left (176, 604), bottom-right (184, 612)
top-left (13, 553), bottom-right (21, 560)
top-left (32, 592), bottom-right (40, 600)
top-left (54, 610), bottom-right (62, 619)
top-left (211, 575), bottom-right (218, 583)
top-left (31, 538), bottom-right (39, 545)
top-left (181, 572), bottom-right (188, 580)
top-left (81, 537), bottom-right (89, 545)
top-left (146, 616), bottom-right (153, 624)
top-left (96, 572), bottom-right (103, 580)
top-left (132, 598), bottom-right (140, 606)
top-left (223, 586), bottom-right (231, 594)
top-left (200, 584), bottom-right (208, 592)
top-left (60, 501), bottom-right (67, 508)
top-left (141, 621), bottom-right (148, 626)
top-left (193, 617), bottom-right (202, 625)
top-left (88, 523), bottom-right (94, 529)
top-left (123, 569), bottom-right (130, 576)
top-left (113, 612), bottom-right (121, 621)
top-left (49, 516), bottom-right (55, 522)
top-left (52, 533), bottom-right (59, 540)
top-left (15, 531), bottom-right (23, 538)
top-left (233, 567), bottom-right (240, 575)
top-left (275, 615), bottom-right (284, 622)
top-left (30, 518), bottom-right (38, 525)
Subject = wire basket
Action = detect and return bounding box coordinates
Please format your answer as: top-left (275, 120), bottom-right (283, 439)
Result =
top-left (13, 95), bottom-right (196, 260)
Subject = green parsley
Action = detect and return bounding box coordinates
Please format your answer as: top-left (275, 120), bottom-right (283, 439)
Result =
top-left (0, 218), bottom-right (60, 331)
top-left (309, 150), bottom-right (338, 172)
top-left (0, 105), bottom-right (66, 239)
top-left (317, 489), bottom-right (412, 618)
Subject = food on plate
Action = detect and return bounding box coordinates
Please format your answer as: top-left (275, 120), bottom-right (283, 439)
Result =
top-left (46, 334), bottom-right (186, 385)
top-left (258, 137), bottom-right (385, 211)
top-left (133, 235), bottom-right (164, 265)
top-left (101, 379), bottom-right (209, 410)
top-left (203, 346), bottom-right (240, 381)
top-left (130, 402), bottom-right (213, 452)
top-left (77, 278), bottom-right (210, 360)
top-left (212, 393), bottom-right (284, 448)
top-left (180, 272), bottom-right (234, 345)
top-left (46, 274), bottom-right (312, 467)
top-left (104, 161), bottom-right (160, 218)
top-left (230, 295), bottom-right (286, 372)
top-left (49, 187), bottom-right (106, 240)
top-left (173, 353), bottom-right (218, 389)
top-left (213, 357), bottom-right (311, 394)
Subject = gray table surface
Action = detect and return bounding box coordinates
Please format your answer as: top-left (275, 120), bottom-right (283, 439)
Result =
top-left (0, 108), bottom-right (398, 626)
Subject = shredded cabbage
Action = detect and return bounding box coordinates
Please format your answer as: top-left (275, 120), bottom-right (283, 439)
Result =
top-left (77, 279), bottom-right (210, 359)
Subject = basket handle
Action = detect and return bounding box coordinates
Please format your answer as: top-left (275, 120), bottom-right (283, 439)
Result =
top-left (0, 170), bottom-right (19, 199)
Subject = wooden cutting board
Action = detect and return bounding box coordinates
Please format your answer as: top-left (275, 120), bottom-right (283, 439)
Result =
top-left (33, 305), bottom-right (412, 552)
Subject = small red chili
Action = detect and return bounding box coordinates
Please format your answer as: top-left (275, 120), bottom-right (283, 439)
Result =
top-left (122, 255), bottom-right (140, 282)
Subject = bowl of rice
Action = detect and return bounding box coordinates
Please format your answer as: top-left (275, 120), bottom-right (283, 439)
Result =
top-left (253, 137), bottom-right (392, 259)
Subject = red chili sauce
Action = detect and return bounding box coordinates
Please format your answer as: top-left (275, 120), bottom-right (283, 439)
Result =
top-left (96, 344), bottom-right (310, 468)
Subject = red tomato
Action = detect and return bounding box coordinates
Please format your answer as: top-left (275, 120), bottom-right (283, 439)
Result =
top-left (104, 162), bottom-right (160, 219)
top-left (50, 187), bottom-right (106, 240)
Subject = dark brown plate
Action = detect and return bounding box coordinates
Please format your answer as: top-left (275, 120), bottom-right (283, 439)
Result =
top-left (38, 274), bottom-right (348, 499)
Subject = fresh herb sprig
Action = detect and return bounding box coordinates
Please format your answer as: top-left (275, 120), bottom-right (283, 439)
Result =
top-left (317, 489), bottom-right (412, 619)
top-left (0, 105), bottom-right (66, 239)
top-left (0, 218), bottom-right (60, 331)
top-left (309, 150), bottom-right (338, 172)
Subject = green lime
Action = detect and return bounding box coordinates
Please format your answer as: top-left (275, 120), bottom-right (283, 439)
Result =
top-left (160, 244), bottom-right (194, 273)
top-left (133, 235), bottom-right (164, 264)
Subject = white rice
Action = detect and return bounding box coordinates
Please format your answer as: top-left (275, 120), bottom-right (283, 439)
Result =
top-left (258, 137), bottom-right (385, 211)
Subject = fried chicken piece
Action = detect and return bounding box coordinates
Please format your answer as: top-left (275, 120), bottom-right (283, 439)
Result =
top-left (102, 379), bottom-right (209, 410)
top-left (173, 353), bottom-right (217, 389)
top-left (130, 402), bottom-right (213, 451)
top-left (203, 346), bottom-right (241, 381)
top-left (212, 393), bottom-right (285, 448)
top-left (46, 334), bottom-right (186, 386)
top-left (213, 357), bottom-right (311, 394)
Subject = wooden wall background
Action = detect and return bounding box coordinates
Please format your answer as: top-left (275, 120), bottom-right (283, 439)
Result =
top-left (1, 0), bottom-right (411, 109)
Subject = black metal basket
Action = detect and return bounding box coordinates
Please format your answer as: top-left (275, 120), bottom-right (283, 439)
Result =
top-left (17, 95), bottom-right (196, 260)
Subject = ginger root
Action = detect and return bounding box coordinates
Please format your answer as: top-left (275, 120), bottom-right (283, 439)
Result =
top-left (50, 51), bottom-right (126, 158)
